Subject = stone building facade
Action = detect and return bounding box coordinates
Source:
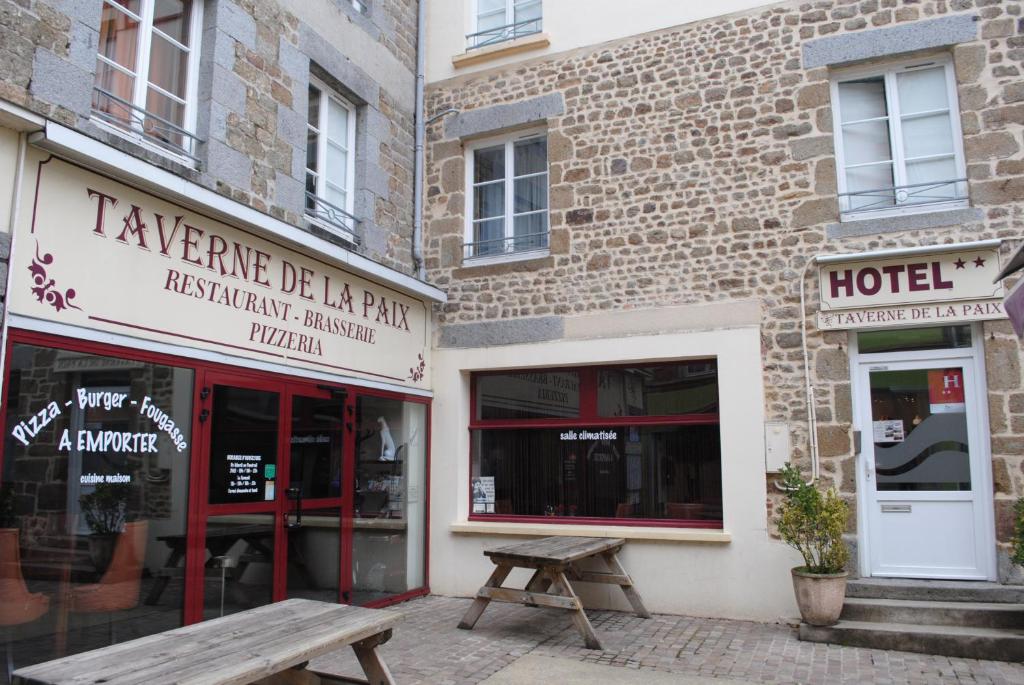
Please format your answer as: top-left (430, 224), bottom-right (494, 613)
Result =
top-left (422, 0), bottom-right (1024, 618)
top-left (0, 0), bottom-right (420, 272)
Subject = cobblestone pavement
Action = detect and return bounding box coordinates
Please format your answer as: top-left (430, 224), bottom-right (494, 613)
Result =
top-left (309, 595), bottom-right (1024, 685)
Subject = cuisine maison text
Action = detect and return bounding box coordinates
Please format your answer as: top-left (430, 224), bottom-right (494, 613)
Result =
top-left (87, 188), bottom-right (412, 355)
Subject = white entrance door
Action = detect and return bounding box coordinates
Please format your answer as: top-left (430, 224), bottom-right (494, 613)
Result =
top-left (856, 354), bottom-right (993, 579)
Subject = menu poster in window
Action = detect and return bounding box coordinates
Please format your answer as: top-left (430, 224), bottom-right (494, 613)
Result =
top-left (472, 476), bottom-right (495, 513)
top-left (209, 453), bottom-right (274, 503)
top-left (872, 420), bottom-right (905, 443)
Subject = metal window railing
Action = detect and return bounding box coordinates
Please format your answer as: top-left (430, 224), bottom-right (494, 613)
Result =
top-left (91, 86), bottom-right (203, 163)
top-left (839, 177), bottom-right (968, 214)
top-left (466, 17), bottom-right (542, 49)
top-left (464, 231), bottom-right (548, 259)
top-left (306, 192), bottom-right (361, 244)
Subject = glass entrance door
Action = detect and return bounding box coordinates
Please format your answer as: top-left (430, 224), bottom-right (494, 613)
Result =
top-left (858, 358), bottom-right (992, 579)
top-left (193, 374), bottom-right (350, 619)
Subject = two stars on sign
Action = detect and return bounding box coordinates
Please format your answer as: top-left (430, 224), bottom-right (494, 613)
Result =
top-left (953, 256), bottom-right (986, 269)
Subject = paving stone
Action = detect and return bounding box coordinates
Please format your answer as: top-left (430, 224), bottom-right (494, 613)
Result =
top-left (308, 596), bottom-right (1024, 685)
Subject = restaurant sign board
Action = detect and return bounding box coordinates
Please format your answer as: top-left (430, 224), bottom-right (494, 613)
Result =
top-left (10, 153), bottom-right (429, 387)
top-left (817, 246), bottom-right (1005, 330)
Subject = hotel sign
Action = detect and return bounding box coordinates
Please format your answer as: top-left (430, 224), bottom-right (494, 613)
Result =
top-left (10, 153), bottom-right (429, 387)
top-left (817, 246), bottom-right (1005, 330)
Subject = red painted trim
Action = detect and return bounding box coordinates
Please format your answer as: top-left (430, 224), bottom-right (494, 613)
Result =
top-left (0, 328), bottom-right (432, 622)
top-left (362, 586), bottom-right (429, 609)
top-left (467, 514), bottom-right (723, 529)
top-left (466, 361), bottom-right (723, 529)
top-left (468, 415), bottom-right (721, 429)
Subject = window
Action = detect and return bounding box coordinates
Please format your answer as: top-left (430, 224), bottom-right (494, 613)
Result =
top-left (831, 57), bottom-right (967, 219)
top-left (465, 131), bottom-right (549, 260)
top-left (92, 0), bottom-right (202, 161)
top-left (306, 79), bottom-right (358, 242)
top-left (469, 0), bottom-right (542, 49)
top-left (470, 363), bottom-right (722, 526)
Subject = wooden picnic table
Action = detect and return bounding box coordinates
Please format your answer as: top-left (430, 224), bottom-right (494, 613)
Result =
top-left (12, 598), bottom-right (401, 685)
top-left (457, 536), bottom-right (650, 650)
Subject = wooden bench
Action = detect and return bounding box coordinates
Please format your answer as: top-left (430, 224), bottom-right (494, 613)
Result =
top-left (457, 536), bottom-right (650, 650)
top-left (12, 598), bottom-right (401, 685)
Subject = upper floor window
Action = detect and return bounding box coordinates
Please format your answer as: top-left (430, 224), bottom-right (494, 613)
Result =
top-left (92, 0), bottom-right (203, 163)
top-left (464, 131), bottom-right (548, 261)
top-left (306, 79), bottom-right (358, 243)
top-left (831, 57), bottom-right (967, 220)
top-left (468, 0), bottom-right (542, 49)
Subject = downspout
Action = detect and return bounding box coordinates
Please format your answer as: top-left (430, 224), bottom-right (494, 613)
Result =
top-left (0, 132), bottom-right (30, 422)
top-left (412, 0), bottom-right (427, 280)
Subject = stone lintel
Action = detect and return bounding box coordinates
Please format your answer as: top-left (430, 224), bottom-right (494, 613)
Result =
top-left (802, 14), bottom-right (979, 69)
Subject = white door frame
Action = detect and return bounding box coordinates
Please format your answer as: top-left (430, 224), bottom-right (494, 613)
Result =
top-left (848, 323), bottom-right (997, 580)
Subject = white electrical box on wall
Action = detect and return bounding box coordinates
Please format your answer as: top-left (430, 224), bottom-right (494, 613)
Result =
top-left (764, 422), bottom-right (791, 473)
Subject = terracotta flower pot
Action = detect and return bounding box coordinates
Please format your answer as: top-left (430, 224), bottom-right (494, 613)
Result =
top-left (790, 567), bottom-right (848, 626)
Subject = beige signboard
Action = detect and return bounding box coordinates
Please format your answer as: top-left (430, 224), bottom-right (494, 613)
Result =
top-left (818, 246), bottom-right (1005, 330)
top-left (10, 153), bottom-right (429, 387)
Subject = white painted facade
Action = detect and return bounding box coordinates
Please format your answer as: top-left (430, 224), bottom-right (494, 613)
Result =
top-left (426, 0), bottom-right (779, 83)
top-left (429, 321), bottom-right (805, 622)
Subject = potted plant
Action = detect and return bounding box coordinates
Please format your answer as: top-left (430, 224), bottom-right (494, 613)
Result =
top-left (776, 463), bottom-right (850, 626)
top-left (79, 482), bottom-right (130, 572)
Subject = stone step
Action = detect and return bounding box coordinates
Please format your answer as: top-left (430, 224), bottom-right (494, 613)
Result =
top-left (841, 597), bottom-right (1024, 629)
top-left (799, 620), bottom-right (1024, 662)
top-left (846, 578), bottom-right (1024, 604)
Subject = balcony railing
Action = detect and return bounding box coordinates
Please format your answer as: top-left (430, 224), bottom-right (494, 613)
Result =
top-left (306, 192), bottom-right (361, 244)
top-left (839, 177), bottom-right (968, 215)
top-left (464, 231), bottom-right (548, 259)
top-left (91, 87), bottom-right (203, 163)
top-left (466, 18), bottom-right (542, 49)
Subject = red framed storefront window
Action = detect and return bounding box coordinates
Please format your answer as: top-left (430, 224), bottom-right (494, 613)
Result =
top-left (0, 328), bottom-right (429, 670)
top-left (468, 361), bottom-right (722, 528)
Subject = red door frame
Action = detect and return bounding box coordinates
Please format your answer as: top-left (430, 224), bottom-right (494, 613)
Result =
top-left (0, 328), bottom-right (431, 623)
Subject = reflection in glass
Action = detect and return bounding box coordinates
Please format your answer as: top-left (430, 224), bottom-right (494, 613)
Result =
top-left (476, 371), bottom-right (580, 420)
top-left (1, 344), bottom-right (193, 671)
top-left (201, 514), bottom-right (275, 619)
top-left (870, 367), bottom-right (971, 491)
top-left (285, 508), bottom-right (340, 604)
top-left (597, 362), bottom-right (719, 417)
top-left (289, 396), bottom-right (343, 499)
top-left (470, 425), bottom-right (722, 521)
top-left (351, 397), bottom-right (427, 605)
top-left (858, 325), bottom-right (971, 354)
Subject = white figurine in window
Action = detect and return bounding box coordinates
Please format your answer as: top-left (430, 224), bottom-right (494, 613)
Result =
top-left (378, 416), bottom-right (396, 461)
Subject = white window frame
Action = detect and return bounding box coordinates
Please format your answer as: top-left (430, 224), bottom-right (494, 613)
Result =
top-left (91, 0), bottom-right (204, 166)
top-left (830, 54), bottom-right (968, 222)
top-left (463, 128), bottom-right (550, 265)
top-left (470, 0), bottom-right (542, 49)
top-left (306, 77), bottom-right (358, 244)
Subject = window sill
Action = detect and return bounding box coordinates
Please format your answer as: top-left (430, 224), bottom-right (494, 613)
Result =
top-left (461, 247), bottom-right (549, 268)
top-left (453, 33), bottom-right (551, 69)
top-left (306, 214), bottom-right (358, 246)
top-left (450, 519), bottom-right (732, 543)
top-left (827, 205), bottom-right (983, 240)
top-left (89, 117), bottom-right (198, 170)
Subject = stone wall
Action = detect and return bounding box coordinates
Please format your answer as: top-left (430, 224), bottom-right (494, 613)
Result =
top-left (423, 0), bottom-right (1024, 567)
top-left (0, 0), bottom-right (420, 273)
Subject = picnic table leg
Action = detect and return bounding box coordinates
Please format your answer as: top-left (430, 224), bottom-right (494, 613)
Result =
top-left (144, 546), bottom-right (184, 605)
top-left (457, 564), bottom-right (512, 630)
top-left (602, 551), bottom-right (651, 619)
top-left (351, 630), bottom-right (396, 685)
top-left (523, 569), bottom-right (552, 607)
top-left (548, 569), bottom-right (603, 651)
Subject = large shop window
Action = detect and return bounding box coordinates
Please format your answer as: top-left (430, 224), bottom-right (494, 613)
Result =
top-left (470, 362), bottom-right (722, 527)
top-left (352, 395), bottom-right (427, 604)
top-left (92, 0), bottom-right (203, 161)
top-left (831, 56), bottom-right (967, 219)
top-left (1, 343), bottom-right (193, 670)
